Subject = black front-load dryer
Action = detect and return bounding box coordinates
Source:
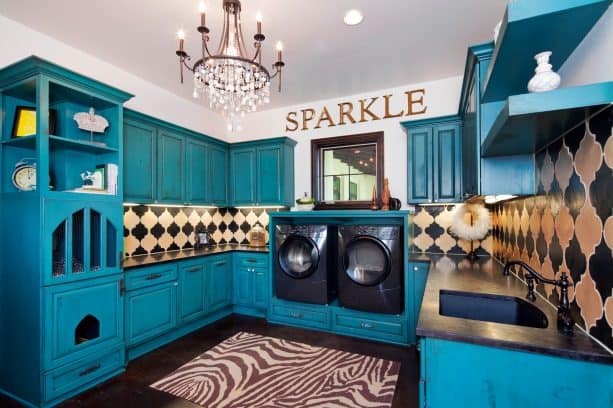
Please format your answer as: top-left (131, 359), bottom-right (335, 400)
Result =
top-left (337, 225), bottom-right (403, 314)
top-left (275, 225), bottom-right (337, 305)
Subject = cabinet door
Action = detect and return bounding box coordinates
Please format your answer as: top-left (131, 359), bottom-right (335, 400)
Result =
top-left (433, 123), bottom-right (461, 202)
top-left (253, 267), bottom-right (268, 309)
top-left (230, 148), bottom-right (256, 205)
top-left (462, 70), bottom-right (479, 197)
top-left (407, 127), bottom-right (433, 203)
top-left (124, 119), bottom-right (156, 203)
top-left (234, 266), bottom-right (253, 306)
top-left (157, 130), bottom-right (185, 203)
top-left (178, 263), bottom-right (207, 323)
top-left (411, 262), bottom-right (429, 327)
top-left (209, 145), bottom-right (228, 206)
top-left (207, 256), bottom-right (232, 312)
top-left (256, 145), bottom-right (282, 205)
top-left (125, 282), bottom-right (177, 346)
top-left (186, 139), bottom-right (209, 205)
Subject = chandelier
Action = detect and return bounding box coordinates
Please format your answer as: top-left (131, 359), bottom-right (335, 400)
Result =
top-left (175, 0), bottom-right (285, 131)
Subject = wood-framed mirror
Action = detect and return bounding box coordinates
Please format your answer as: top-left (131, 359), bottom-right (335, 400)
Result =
top-left (311, 131), bottom-right (384, 210)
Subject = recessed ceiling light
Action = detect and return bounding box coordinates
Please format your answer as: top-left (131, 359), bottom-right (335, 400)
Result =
top-left (344, 9), bottom-right (363, 26)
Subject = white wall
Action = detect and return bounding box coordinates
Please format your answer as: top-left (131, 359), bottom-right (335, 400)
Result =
top-left (227, 77), bottom-right (463, 207)
top-left (559, 5), bottom-right (613, 86)
top-left (0, 14), bottom-right (226, 138)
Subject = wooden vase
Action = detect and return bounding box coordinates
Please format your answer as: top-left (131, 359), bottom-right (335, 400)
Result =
top-left (381, 178), bottom-right (390, 211)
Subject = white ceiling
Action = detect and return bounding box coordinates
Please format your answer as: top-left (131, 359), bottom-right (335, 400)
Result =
top-left (0, 0), bottom-right (508, 110)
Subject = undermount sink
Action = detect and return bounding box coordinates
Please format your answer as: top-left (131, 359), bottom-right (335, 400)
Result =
top-left (439, 290), bottom-right (548, 329)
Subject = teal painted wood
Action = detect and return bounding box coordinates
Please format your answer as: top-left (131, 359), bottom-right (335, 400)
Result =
top-left (208, 144), bottom-right (228, 206)
top-left (123, 119), bottom-right (157, 204)
top-left (234, 265), bottom-right (253, 306)
top-left (433, 123), bottom-right (461, 202)
top-left (185, 138), bottom-right (209, 205)
top-left (481, 82), bottom-right (613, 157)
top-left (124, 263), bottom-right (177, 291)
top-left (125, 281), bottom-right (177, 347)
top-left (482, 0), bottom-right (612, 102)
top-left (157, 129), bottom-right (185, 204)
top-left (420, 337), bottom-right (613, 408)
top-left (233, 253), bottom-right (269, 310)
top-left (406, 126), bottom-right (432, 203)
top-left (43, 274), bottom-right (124, 370)
top-left (178, 261), bottom-right (207, 323)
top-left (253, 267), bottom-right (269, 309)
top-left (331, 307), bottom-right (408, 344)
top-left (256, 145), bottom-right (282, 205)
top-left (268, 297), bottom-right (332, 331)
top-left (410, 262), bottom-right (429, 335)
top-left (230, 147), bottom-right (256, 205)
top-left (207, 255), bottom-right (232, 312)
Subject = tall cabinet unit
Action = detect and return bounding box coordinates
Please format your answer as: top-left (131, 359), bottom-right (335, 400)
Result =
top-left (0, 57), bottom-right (133, 407)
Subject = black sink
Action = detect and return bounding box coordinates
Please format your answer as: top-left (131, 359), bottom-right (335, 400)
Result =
top-left (439, 290), bottom-right (548, 329)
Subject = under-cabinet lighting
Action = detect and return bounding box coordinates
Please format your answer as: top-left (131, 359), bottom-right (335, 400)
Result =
top-left (484, 195), bottom-right (517, 204)
top-left (122, 203), bottom-right (219, 209)
top-left (234, 206), bottom-right (287, 209)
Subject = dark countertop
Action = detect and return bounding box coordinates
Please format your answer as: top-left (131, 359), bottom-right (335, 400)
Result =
top-left (412, 253), bottom-right (613, 364)
top-left (123, 244), bottom-right (269, 270)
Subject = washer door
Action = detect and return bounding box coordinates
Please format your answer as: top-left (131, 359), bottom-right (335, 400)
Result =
top-left (343, 235), bottom-right (391, 286)
top-left (278, 235), bottom-right (320, 279)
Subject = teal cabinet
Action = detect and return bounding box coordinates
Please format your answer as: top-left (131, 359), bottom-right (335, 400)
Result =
top-left (404, 117), bottom-right (461, 204)
top-left (230, 147), bottom-right (257, 205)
top-left (185, 139), bottom-right (209, 205)
top-left (209, 145), bottom-right (228, 205)
top-left (125, 281), bottom-right (177, 346)
top-left (419, 337), bottom-right (613, 408)
top-left (233, 253), bottom-right (269, 315)
top-left (157, 130), bottom-right (185, 204)
top-left (206, 255), bottom-right (232, 312)
top-left (178, 262), bottom-right (207, 323)
top-left (124, 119), bottom-right (157, 203)
top-left (410, 261), bottom-right (429, 339)
top-left (230, 138), bottom-right (296, 206)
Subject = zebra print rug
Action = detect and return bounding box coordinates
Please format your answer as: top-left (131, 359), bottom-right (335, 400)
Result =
top-left (151, 332), bottom-right (400, 407)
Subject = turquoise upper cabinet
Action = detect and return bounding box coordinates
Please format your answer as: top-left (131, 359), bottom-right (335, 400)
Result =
top-left (185, 139), bottom-right (209, 205)
top-left (123, 110), bottom-right (230, 206)
top-left (230, 137), bottom-right (296, 207)
top-left (230, 147), bottom-right (257, 205)
top-left (209, 144), bottom-right (228, 205)
top-left (403, 117), bottom-right (461, 204)
top-left (406, 127), bottom-right (432, 203)
top-left (124, 119), bottom-right (157, 203)
top-left (157, 129), bottom-right (185, 204)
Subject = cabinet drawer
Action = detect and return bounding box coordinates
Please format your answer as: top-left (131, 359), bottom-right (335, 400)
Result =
top-left (236, 253), bottom-right (268, 268)
top-left (125, 282), bottom-right (177, 346)
top-left (44, 347), bottom-right (124, 402)
top-left (125, 263), bottom-right (177, 291)
top-left (333, 312), bottom-right (406, 342)
top-left (270, 304), bottom-right (329, 330)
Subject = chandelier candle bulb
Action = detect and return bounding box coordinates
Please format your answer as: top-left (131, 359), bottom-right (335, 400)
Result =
top-left (276, 41), bottom-right (283, 61)
top-left (199, 2), bottom-right (206, 26)
top-left (256, 12), bottom-right (262, 35)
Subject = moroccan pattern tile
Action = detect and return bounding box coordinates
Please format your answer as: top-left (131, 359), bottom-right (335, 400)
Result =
top-left (411, 205), bottom-right (492, 257)
top-left (492, 107), bottom-right (613, 350)
top-left (123, 206), bottom-right (279, 257)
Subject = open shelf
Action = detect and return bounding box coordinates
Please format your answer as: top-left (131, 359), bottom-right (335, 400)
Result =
top-left (0, 135), bottom-right (37, 149)
top-left (49, 135), bottom-right (118, 154)
top-left (482, 0), bottom-right (612, 103)
top-left (481, 82), bottom-right (613, 157)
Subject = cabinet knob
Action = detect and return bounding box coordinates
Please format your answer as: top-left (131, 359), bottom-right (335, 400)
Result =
top-left (414, 267), bottom-right (419, 271)
top-left (360, 322), bottom-right (375, 329)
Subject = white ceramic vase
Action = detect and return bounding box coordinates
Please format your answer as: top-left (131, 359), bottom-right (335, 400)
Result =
top-left (527, 51), bottom-right (561, 93)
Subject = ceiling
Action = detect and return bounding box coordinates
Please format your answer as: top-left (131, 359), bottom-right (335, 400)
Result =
top-left (0, 0), bottom-right (508, 110)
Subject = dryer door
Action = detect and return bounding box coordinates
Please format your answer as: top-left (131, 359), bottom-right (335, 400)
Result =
top-left (278, 235), bottom-right (320, 279)
top-left (343, 235), bottom-right (391, 286)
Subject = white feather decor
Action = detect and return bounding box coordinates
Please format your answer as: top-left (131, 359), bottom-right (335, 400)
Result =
top-left (449, 204), bottom-right (491, 241)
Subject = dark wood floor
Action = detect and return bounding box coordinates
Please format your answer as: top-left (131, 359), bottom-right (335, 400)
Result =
top-left (1, 315), bottom-right (419, 407)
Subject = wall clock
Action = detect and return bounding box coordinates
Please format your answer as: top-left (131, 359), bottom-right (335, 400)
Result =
top-left (12, 158), bottom-right (37, 191)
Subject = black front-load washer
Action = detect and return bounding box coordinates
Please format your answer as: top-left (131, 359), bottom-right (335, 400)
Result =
top-left (275, 224), bottom-right (337, 304)
top-left (337, 225), bottom-right (403, 314)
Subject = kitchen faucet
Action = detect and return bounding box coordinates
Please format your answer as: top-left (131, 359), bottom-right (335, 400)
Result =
top-left (503, 260), bottom-right (574, 332)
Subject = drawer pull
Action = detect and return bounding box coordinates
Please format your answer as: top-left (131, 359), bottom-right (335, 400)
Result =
top-left (145, 273), bottom-right (163, 280)
top-left (214, 261), bottom-right (227, 266)
top-left (188, 267), bottom-right (201, 272)
top-left (245, 259), bottom-right (257, 263)
top-left (360, 322), bottom-right (375, 329)
top-left (79, 363), bottom-right (101, 377)
top-left (289, 312), bottom-right (303, 319)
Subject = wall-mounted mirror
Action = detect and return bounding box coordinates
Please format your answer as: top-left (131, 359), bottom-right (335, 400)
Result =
top-left (311, 132), bottom-right (384, 209)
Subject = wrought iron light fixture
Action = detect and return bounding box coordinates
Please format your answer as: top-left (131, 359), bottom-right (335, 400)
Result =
top-left (175, 0), bottom-right (285, 131)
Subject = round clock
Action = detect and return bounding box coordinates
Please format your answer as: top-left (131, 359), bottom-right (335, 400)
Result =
top-left (12, 159), bottom-right (37, 191)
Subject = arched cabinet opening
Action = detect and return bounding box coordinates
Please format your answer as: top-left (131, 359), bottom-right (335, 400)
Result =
top-left (106, 219), bottom-right (117, 268)
top-left (75, 314), bottom-right (100, 345)
top-left (72, 209), bottom-right (85, 274)
top-left (90, 210), bottom-right (101, 272)
top-left (52, 221), bottom-right (67, 277)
